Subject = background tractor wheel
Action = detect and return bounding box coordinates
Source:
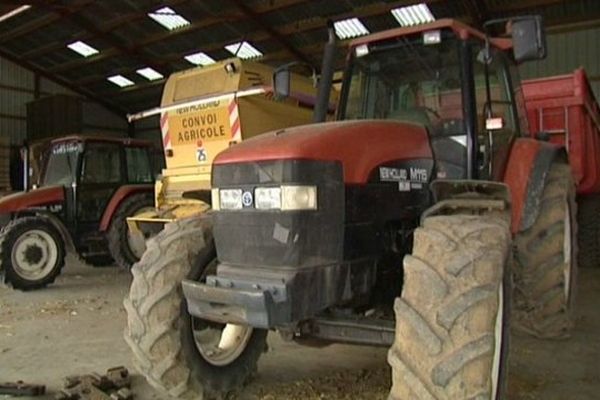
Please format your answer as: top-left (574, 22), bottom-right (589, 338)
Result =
top-left (577, 193), bottom-right (600, 268)
top-left (107, 193), bottom-right (153, 269)
top-left (124, 216), bottom-right (267, 400)
top-left (388, 215), bottom-right (511, 400)
top-left (514, 163), bottom-right (577, 339)
top-left (0, 217), bottom-right (65, 291)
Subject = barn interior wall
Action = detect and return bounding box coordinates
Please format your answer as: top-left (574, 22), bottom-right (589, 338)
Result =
top-left (519, 24), bottom-right (600, 100)
top-left (0, 55), bottom-right (128, 146)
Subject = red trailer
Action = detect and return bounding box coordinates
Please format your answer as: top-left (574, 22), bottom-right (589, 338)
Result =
top-left (523, 68), bottom-right (600, 268)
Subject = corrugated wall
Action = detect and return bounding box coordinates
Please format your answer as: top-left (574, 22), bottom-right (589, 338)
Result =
top-left (0, 55), bottom-right (128, 145)
top-left (519, 26), bottom-right (600, 99)
top-left (0, 56), bottom-right (31, 145)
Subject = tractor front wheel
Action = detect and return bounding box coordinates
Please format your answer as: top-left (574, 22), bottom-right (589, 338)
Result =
top-left (388, 214), bottom-right (511, 400)
top-left (514, 163), bottom-right (578, 338)
top-left (0, 217), bottom-right (66, 290)
top-left (124, 216), bottom-right (267, 399)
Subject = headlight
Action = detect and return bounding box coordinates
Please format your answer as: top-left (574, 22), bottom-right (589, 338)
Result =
top-left (219, 189), bottom-right (243, 210)
top-left (255, 187), bottom-right (282, 209)
top-left (255, 185), bottom-right (317, 210)
top-left (281, 185), bottom-right (317, 210)
top-left (213, 185), bottom-right (318, 211)
top-left (211, 188), bottom-right (220, 211)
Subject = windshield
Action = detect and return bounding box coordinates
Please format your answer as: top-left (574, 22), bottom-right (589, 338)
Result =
top-left (42, 142), bottom-right (82, 186)
top-left (342, 33), bottom-right (464, 131)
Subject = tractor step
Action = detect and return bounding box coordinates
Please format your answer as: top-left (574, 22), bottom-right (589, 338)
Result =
top-left (303, 316), bottom-right (395, 347)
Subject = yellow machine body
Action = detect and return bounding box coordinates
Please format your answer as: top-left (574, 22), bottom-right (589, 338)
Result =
top-left (127, 58), bottom-right (327, 238)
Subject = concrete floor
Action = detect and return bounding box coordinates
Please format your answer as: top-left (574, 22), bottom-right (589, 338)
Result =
top-left (0, 257), bottom-right (599, 400)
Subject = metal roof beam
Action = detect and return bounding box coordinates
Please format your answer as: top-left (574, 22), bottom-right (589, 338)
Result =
top-left (229, 0), bottom-right (315, 67)
top-left (488, 0), bottom-right (567, 13)
top-left (21, 0), bottom-right (192, 59)
top-left (463, 0), bottom-right (488, 29)
top-left (47, 0), bottom-right (311, 74)
top-left (45, 5), bottom-right (171, 77)
top-left (0, 0), bottom-right (95, 44)
top-left (51, 0), bottom-right (442, 78)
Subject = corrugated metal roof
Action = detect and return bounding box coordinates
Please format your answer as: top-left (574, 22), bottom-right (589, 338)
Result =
top-left (0, 0), bottom-right (599, 116)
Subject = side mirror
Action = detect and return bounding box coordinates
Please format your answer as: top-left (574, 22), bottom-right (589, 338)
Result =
top-left (511, 16), bottom-right (546, 63)
top-left (273, 68), bottom-right (291, 99)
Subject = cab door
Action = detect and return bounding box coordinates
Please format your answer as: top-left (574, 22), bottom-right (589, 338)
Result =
top-left (472, 49), bottom-right (520, 181)
top-left (75, 142), bottom-right (124, 233)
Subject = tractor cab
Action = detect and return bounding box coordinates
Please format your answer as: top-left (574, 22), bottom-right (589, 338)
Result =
top-left (340, 26), bottom-right (475, 181)
top-left (337, 20), bottom-right (536, 183)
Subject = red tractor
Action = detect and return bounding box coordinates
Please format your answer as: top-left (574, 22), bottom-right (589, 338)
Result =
top-left (0, 135), bottom-right (157, 290)
top-left (125, 17), bottom-right (577, 399)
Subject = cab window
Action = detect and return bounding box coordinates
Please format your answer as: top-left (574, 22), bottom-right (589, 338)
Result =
top-left (125, 147), bottom-right (153, 183)
top-left (80, 143), bottom-right (123, 184)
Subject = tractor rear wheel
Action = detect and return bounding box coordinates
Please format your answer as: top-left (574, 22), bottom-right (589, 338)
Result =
top-left (107, 193), bottom-right (153, 269)
top-left (577, 193), bottom-right (600, 268)
top-left (514, 163), bottom-right (577, 338)
top-left (124, 216), bottom-right (267, 399)
top-left (388, 215), bottom-right (511, 400)
top-left (0, 217), bottom-right (65, 290)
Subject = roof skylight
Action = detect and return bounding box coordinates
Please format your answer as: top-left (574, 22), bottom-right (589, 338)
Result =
top-left (391, 3), bottom-right (435, 27)
top-left (333, 18), bottom-right (370, 40)
top-left (225, 41), bottom-right (263, 59)
top-left (136, 67), bottom-right (164, 81)
top-left (0, 5), bottom-right (31, 23)
top-left (67, 40), bottom-right (99, 57)
top-left (107, 75), bottom-right (135, 88)
top-left (184, 51), bottom-right (216, 66)
top-left (148, 7), bottom-right (190, 31)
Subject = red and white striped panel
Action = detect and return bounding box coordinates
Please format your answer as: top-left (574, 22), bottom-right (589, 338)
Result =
top-left (160, 112), bottom-right (172, 149)
top-left (228, 99), bottom-right (242, 142)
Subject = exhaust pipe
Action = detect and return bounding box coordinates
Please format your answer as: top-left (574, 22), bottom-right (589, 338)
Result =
top-left (313, 21), bottom-right (336, 123)
top-left (21, 144), bottom-right (29, 191)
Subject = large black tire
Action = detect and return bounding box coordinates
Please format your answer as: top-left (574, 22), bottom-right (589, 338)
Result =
top-left (388, 215), bottom-right (511, 400)
top-left (577, 193), bottom-right (600, 268)
top-left (107, 193), bottom-right (153, 269)
top-left (124, 216), bottom-right (267, 399)
top-left (514, 163), bottom-right (577, 339)
top-left (0, 217), bottom-right (65, 291)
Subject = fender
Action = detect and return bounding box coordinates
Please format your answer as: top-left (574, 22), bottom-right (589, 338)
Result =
top-left (11, 210), bottom-right (76, 253)
top-left (503, 138), bottom-right (567, 234)
top-left (98, 185), bottom-right (154, 232)
top-left (0, 186), bottom-right (64, 214)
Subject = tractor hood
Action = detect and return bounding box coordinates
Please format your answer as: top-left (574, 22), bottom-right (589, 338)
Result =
top-left (0, 185), bottom-right (65, 214)
top-left (213, 120), bottom-right (433, 184)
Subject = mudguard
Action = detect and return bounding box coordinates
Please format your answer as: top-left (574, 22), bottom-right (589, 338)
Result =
top-left (503, 138), bottom-right (567, 234)
top-left (98, 185), bottom-right (153, 231)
